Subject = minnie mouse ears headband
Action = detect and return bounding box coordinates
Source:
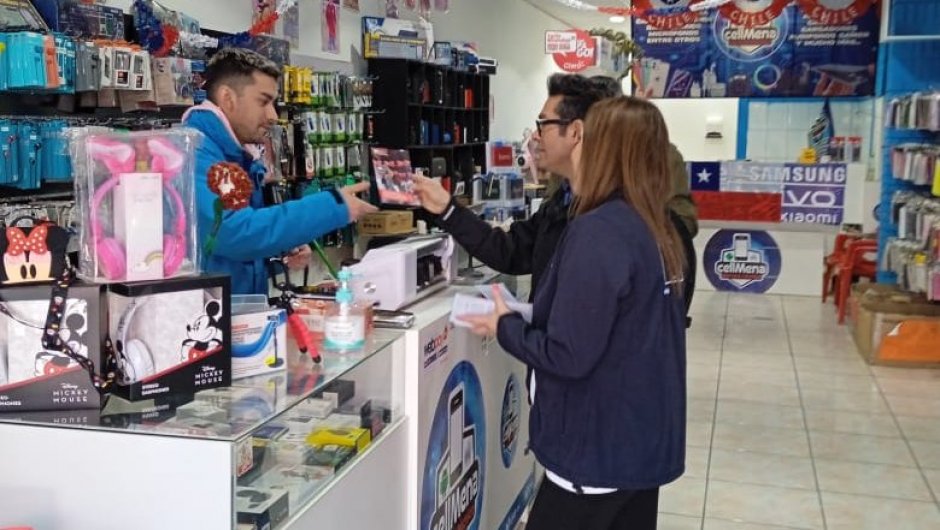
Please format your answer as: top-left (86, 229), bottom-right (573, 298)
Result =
top-left (86, 137), bottom-right (184, 180)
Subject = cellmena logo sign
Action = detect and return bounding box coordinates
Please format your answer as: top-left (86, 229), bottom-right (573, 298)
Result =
top-left (714, 8), bottom-right (789, 62)
top-left (704, 230), bottom-right (782, 293)
top-left (715, 244), bottom-right (769, 288)
top-left (422, 362), bottom-right (486, 530)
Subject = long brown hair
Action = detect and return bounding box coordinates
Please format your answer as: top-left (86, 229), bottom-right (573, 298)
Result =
top-left (575, 96), bottom-right (685, 291)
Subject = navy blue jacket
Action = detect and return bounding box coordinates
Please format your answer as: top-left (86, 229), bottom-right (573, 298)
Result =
top-left (496, 198), bottom-right (687, 490)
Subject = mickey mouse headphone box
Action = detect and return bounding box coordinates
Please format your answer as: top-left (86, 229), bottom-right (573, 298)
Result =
top-left (0, 281), bottom-right (107, 412)
top-left (106, 274), bottom-right (231, 402)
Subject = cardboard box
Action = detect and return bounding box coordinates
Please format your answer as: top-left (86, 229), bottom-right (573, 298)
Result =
top-left (305, 426), bottom-right (372, 454)
top-left (0, 282), bottom-right (107, 412)
top-left (107, 275), bottom-right (231, 401)
top-left (850, 284), bottom-right (940, 366)
top-left (362, 17), bottom-right (427, 60)
top-left (358, 210), bottom-right (414, 235)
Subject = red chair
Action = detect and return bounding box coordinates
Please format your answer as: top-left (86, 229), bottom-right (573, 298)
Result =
top-left (822, 233), bottom-right (861, 303)
top-left (836, 239), bottom-right (878, 324)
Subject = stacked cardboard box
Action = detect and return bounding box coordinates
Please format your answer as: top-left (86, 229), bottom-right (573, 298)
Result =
top-left (848, 283), bottom-right (940, 366)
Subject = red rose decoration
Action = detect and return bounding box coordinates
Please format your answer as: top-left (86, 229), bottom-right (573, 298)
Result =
top-left (204, 162), bottom-right (255, 258)
top-left (208, 162), bottom-right (254, 211)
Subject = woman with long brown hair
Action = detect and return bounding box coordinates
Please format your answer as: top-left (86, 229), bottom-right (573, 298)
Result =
top-left (462, 96), bottom-right (688, 530)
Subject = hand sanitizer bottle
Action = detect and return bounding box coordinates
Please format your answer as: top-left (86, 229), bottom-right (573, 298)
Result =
top-left (323, 268), bottom-right (366, 354)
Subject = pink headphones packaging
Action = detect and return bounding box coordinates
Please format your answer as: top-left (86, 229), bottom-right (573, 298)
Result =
top-left (68, 128), bottom-right (201, 284)
top-left (0, 282), bottom-right (107, 412)
top-left (106, 274), bottom-right (231, 402)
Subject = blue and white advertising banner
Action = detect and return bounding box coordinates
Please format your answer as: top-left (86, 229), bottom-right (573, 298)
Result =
top-left (417, 315), bottom-right (535, 530)
top-left (688, 161), bottom-right (847, 225)
top-left (632, 0), bottom-right (879, 98)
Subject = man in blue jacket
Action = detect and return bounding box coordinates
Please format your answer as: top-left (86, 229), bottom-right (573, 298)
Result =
top-left (182, 48), bottom-right (376, 294)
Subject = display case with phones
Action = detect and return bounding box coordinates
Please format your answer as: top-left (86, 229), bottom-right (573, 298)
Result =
top-left (0, 332), bottom-right (408, 530)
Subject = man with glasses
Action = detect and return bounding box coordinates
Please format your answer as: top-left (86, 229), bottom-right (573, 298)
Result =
top-left (414, 73), bottom-right (697, 304)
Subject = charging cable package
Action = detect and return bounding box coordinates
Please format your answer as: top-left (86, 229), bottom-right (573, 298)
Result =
top-left (231, 295), bottom-right (288, 380)
top-left (69, 128), bottom-right (202, 283)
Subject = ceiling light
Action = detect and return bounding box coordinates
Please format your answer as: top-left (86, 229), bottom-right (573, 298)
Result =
top-left (609, 15), bottom-right (626, 23)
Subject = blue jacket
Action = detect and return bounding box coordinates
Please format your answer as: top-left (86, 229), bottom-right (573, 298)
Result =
top-left (496, 198), bottom-right (687, 490)
top-left (182, 103), bottom-right (350, 295)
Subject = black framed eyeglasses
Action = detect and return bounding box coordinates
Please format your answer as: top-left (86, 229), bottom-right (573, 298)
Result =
top-left (535, 118), bottom-right (572, 135)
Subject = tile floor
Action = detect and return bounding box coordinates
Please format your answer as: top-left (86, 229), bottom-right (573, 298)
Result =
top-left (659, 292), bottom-right (940, 530)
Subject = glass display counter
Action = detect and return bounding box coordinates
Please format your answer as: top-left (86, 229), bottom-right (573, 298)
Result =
top-left (0, 331), bottom-right (408, 530)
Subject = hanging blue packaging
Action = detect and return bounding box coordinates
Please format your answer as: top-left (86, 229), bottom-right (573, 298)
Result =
top-left (42, 120), bottom-right (72, 182)
top-left (54, 34), bottom-right (76, 93)
top-left (0, 34), bottom-right (9, 91)
top-left (16, 122), bottom-right (42, 190)
top-left (6, 32), bottom-right (48, 89)
top-left (0, 121), bottom-right (19, 187)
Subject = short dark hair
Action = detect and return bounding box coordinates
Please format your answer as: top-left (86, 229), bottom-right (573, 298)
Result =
top-left (204, 48), bottom-right (280, 102)
top-left (589, 76), bottom-right (624, 99)
top-left (547, 74), bottom-right (616, 122)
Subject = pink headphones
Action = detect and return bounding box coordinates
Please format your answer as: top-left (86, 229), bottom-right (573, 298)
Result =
top-left (87, 137), bottom-right (187, 280)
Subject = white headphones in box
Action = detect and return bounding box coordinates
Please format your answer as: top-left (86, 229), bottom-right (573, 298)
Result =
top-left (114, 299), bottom-right (155, 384)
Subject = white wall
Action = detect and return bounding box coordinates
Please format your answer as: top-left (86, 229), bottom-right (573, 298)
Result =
top-left (108, 0), bottom-right (566, 141)
top-left (653, 98), bottom-right (739, 161)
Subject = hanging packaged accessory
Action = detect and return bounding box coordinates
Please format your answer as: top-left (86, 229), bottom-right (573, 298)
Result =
top-left (98, 43), bottom-right (114, 87)
top-left (16, 122), bottom-right (42, 190)
top-left (0, 34), bottom-right (9, 91)
top-left (6, 32), bottom-right (49, 89)
top-left (111, 44), bottom-right (132, 89)
top-left (53, 34), bottom-right (76, 93)
top-left (0, 121), bottom-right (17, 186)
top-left (42, 34), bottom-right (60, 89)
top-left (74, 41), bottom-right (101, 91)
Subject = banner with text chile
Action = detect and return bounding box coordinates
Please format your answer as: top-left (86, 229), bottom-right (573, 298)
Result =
top-left (631, 0), bottom-right (879, 98)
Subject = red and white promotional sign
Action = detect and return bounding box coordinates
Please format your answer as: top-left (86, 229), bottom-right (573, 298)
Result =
top-left (797, 0), bottom-right (875, 24)
top-left (719, 0), bottom-right (790, 27)
top-left (544, 31), bottom-right (577, 54)
top-left (547, 30), bottom-right (596, 73)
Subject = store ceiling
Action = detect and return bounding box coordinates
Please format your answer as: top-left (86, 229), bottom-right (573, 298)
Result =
top-left (522, 0), bottom-right (634, 30)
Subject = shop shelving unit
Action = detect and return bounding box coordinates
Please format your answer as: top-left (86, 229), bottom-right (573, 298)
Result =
top-left (875, 0), bottom-right (940, 283)
top-left (367, 58), bottom-right (491, 193)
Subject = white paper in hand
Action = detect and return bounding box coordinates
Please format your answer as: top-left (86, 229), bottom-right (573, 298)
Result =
top-left (476, 283), bottom-right (533, 323)
top-left (450, 293), bottom-right (495, 328)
